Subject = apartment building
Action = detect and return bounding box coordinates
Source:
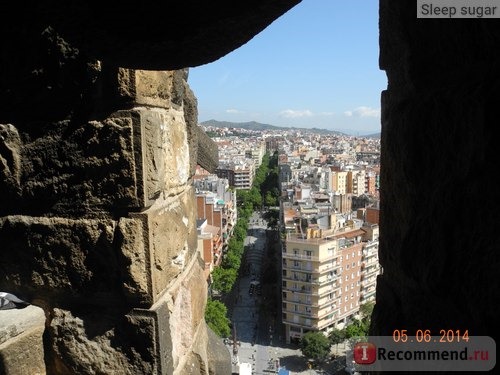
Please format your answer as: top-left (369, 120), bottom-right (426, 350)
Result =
top-left (281, 210), bottom-right (380, 343)
top-left (194, 175), bottom-right (237, 283)
top-left (245, 140), bottom-right (265, 168)
top-left (215, 160), bottom-right (255, 190)
top-left (197, 219), bottom-right (223, 280)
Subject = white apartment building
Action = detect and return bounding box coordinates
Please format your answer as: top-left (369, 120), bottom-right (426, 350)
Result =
top-left (281, 215), bottom-right (380, 343)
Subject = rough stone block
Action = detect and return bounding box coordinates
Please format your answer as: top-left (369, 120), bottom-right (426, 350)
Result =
top-left (124, 107), bottom-right (191, 207)
top-left (0, 104), bottom-right (193, 216)
top-left (0, 305), bottom-right (46, 375)
top-left (116, 69), bottom-right (187, 109)
top-left (127, 185), bottom-right (199, 302)
top-left (43, 254), bottom-right (211, 375)
top-left (0, 215), bottom-right (119, 306)
top-left (46, 307), bottom-right (157, 375)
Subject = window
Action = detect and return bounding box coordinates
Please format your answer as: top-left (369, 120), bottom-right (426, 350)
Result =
top-left (345, 296), bottom-right (348, 301)
top-left (345, 286), bottom-right (348, 292)
top-left (346, 264), bottom-right (350, 270)
top-left (351, 283), bottom-right (354, 289)
top-left (345, 275), bottom-right (349, 281)
top-left (352, 262), bottom-right (355, 267)
top-left (346, 254), bottom-right (349, 260)
top-left (351, 274), bottom-right (354, 279)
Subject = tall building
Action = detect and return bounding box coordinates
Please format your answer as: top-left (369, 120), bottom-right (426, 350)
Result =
top-left (215, 160), bottom-right (255, 189)
top-left (281, 210), bottom-right (380, 343)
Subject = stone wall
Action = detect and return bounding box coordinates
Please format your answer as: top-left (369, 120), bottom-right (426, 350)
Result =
top-left (1, 2), bottom-right (300, 373)
top-left (0, 63), bottom-right (228, 374)
top-left (373, 0), bottom-right (499, 344)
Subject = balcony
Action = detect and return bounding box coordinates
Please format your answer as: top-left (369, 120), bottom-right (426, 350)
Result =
top-left (317, 308), bottom-right (340, 321)
top-left (283, 308), bottom-right (314, 317)
top-left (282, 318), bottom-right (316, 329)
top-left (361, 277), bottom-right (377, 288)
top-left (282, 252), bottom-right (317, 261)
top-left (361, 290), bottom-right (376, 301)
top-left (283, 297), bottom-right (316, 306)
top-left (282, 251), bottom-right (339, 263)
top-left (362, 251), bottom-right (378, 259)
top-left (317, 283), bottom-right (341, 296)
top-left (283, 286), bottom-right (314, 295)
top-left (282, 275), bottom-right (313, 283)
top-left (282, 264), bottom-right (319, 273)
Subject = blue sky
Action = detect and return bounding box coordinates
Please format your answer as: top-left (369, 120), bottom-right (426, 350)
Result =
top-left (187, 0), bottom-right (386, 136)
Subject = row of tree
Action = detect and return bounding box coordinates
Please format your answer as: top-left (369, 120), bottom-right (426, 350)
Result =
top-left (205, 152), bottom-right (279, 337)
top-left (300, 302), bottom-right (375, 361)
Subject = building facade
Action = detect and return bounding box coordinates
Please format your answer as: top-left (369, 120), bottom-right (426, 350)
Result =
top-left (281, 216), bottom-right (380, 343)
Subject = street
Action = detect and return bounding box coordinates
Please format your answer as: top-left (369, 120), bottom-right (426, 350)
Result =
top-left (224, 211), bottom-right (348, 375)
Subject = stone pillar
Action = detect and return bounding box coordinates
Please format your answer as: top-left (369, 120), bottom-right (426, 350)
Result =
top-left (0, 28), bottom-right (229, 374)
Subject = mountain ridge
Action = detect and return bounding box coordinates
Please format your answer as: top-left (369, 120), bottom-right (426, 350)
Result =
top-left (200, 119), bottom-right (380, 138)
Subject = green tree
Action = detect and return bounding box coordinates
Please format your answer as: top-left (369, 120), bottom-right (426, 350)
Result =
top-left (344, 318), bottom-right (369, 338)
top-left (328, 328), bottom-right (346, 345)
top-left (205, 298), bottom-right (231, 337)
top-left (211, 267), bottom-right (237, 294)
top-left (264, 191), bottom-right (277, 207)
top-left (300, 331), bottom-right (331, 361)
top-left (359, 301), bottom-right (375, 321)
top-left (222, 250), bottom-right (241, 269)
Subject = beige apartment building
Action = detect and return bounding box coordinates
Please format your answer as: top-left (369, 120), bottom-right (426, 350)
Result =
top-left (281, 219), bottom-right (380, 343)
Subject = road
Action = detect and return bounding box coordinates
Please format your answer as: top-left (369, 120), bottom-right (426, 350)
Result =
top-left (225, 211), bottom-right (347, 375)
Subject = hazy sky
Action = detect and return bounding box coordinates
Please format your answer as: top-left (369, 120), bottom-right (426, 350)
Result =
top-left (187, 0), bottom-right (387, 135)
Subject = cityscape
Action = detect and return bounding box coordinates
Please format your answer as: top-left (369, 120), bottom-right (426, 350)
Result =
top-left (194, 121), bottom-right (382, 374)
top-left (1, 2), bottom-right (496, 374)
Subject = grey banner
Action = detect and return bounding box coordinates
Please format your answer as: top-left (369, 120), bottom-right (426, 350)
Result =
top-left (417, 0), bottom-right (500, 18)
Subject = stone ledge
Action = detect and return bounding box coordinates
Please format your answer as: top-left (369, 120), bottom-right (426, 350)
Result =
top-left (0, 305), bottom-right (46, 375)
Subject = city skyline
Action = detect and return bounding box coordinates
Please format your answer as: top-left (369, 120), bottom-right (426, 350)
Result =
top-left (188, 0), bottom-right (387, 136)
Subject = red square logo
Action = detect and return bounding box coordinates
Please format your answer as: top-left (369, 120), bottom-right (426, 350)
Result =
top-left (353, 342), bottom-right (376, 364)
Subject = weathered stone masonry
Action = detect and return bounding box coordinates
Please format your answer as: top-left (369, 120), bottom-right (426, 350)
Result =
top-left (0, 64), bottom-right (227, 374)
top-left (0, 2), bottom-right (300, 374)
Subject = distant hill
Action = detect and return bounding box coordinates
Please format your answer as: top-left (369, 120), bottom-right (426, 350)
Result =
top-left (362, 132), bottom-right (381, 139)
top-left (200, 119), bottom-right (349, 136)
